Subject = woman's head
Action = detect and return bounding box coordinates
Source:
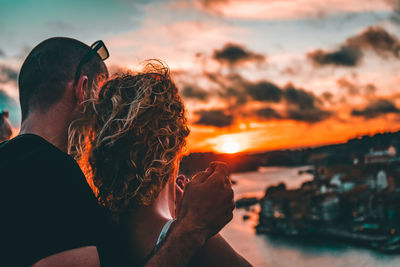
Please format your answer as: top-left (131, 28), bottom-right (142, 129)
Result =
top-left (69, 61), bottom-right (189, 213)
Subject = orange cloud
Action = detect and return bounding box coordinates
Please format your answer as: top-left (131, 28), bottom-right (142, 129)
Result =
top-left (187, 114), bottom-right (400, 153)
top-left (193, 0), bottom-right (391, 20)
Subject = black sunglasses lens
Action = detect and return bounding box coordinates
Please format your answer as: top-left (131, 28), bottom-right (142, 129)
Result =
top-left (97, 46), bottom-right (109, 60)
top-left (91, 41), bottom-right (109, 60)
top-left (91, 40), bottom-right (101, 49)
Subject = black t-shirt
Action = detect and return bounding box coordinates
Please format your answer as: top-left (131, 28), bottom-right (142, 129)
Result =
top-left (0, 134), bottom-right (127, 266)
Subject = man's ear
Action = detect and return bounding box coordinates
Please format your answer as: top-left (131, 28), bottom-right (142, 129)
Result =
top-left (74, 75), bottom-right (88, 105)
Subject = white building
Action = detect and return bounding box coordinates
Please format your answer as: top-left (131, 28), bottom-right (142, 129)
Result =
top-left (376, 170), bottom-right (388, 191)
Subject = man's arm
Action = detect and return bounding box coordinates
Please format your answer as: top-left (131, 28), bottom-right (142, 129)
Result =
top-left (145, 162), bottom-right (235, 267)
top-left (144, 220), bottom-right (205, 266)
top-left (188, 234), bottom-right (252, 267)
top-left (31, 246), bottom-right (100, 267)
top-left (32, 162), bottom-right (234, 267)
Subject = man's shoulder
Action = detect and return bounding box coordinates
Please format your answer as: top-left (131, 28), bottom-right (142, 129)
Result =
top-left (0, 135), bottom-right (111, 267)
top-left (1, 134), bottom-right (76, 168)
top-left (0, 134), bottom-right (82, 187)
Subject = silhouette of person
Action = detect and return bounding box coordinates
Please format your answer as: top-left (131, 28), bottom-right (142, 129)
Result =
top-left (0, 110), bottom-right (12, 142)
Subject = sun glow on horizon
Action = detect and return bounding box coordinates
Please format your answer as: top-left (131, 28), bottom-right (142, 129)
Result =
top-left (205, 133), bottom-right (253, 154)
top-left (221, 141), bottom-right (241, 154)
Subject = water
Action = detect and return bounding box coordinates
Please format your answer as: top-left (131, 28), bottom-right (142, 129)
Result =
top-left (220, 166), bottom-right (400, 267)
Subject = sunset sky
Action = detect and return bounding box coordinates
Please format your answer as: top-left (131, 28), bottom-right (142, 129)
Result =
top-left (2, 0), bottom-right (400, 153)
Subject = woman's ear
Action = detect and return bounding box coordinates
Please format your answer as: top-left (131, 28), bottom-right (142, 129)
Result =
top-left (176, 175), bottom-right (186, 191)
top-left (74, 75), bottom-right (88, 105)
top-left (175, 175), bottom-right (187, 218)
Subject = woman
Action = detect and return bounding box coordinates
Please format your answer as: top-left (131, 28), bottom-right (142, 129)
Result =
top-left (68, 61), bottom-right (251, 266)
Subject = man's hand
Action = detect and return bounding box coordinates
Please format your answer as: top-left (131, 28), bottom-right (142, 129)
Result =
top-left (145, 161), bottom-right (235, 267)
top-left (176, 161), bottom-right (235, 243)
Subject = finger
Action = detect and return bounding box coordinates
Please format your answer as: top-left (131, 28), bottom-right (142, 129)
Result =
top-left (204, 173), bottom-right (228, 188)
top-left (191, 168), bottom-right (213, 183)
top-left (224, 175), bottom-right (232, 187)
top-left (184, 177), bottom-right (190, 185)
top-left (177, 174), bottom-right (186, 180)
top-left (210, 161), bottom-right (229, 176)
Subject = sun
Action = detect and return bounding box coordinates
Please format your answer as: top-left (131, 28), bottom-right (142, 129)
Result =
top-left (221, 141), bottom-right (241, 154)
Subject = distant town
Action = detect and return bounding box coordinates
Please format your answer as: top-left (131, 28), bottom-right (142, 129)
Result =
top-left (257, 148), bottom-right (400, 253)
top-left (180, 130), bottom-right (400, 253)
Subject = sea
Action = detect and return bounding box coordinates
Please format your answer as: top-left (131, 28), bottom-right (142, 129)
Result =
top-left (220, 166), bottom-right (400, 267)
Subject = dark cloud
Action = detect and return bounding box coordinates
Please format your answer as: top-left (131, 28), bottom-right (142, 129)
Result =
top-left (194, 0), bottom-right (229, 15)
top-left (253, 92), bottom-right (331, 123)
top-left (205, 72), bottom-right (249, 107)
top-left (284, 85), bottom-right (319, 109)
top-left (255, 107), bottom-right (282, 119)
top-left (195, 109), bottom-right (234, 127)
top-left (0, 65), bottom-right (18, 83)
top-left (249, 82), bottom-right (332, 123)
top-left (286, 108), bottom-right (331, 123)
top-left (308, 26), bottom-right (400, 67)
top-left (336, 78), bottom-right (378, 97)
top-left (351, 99), bottom-right (400, 119)
top-left (248, 81), bottom-right (282, 102)
top-left (0, 89), bottom-right (20, 127)
top-left (196, 0), bottom-right (227, 8)
top-left (181, 86), bottom-right (209, 101)
top-left (307, 45), bottom-right (362, 67)
top-left (282, 84), bottom-right (331, 123)
top-left (213, 43), bottom-right (265, 66)
top-left (364, 83), bottom-right (377, 95)
top-left (346, 26), bottom-right (400, 58)
top-left (322, 91), bottom-right (334, 103)
top-left (386, 0), bottom-right (400, 25)
top-left (337, 77), bottom-right (360, 95)
top-left (0, 49), bottom-right (5, 57)
top-left (204, 71), bottom-right (332, 124)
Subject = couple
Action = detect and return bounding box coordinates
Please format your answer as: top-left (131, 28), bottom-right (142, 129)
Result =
top-left (0, 37), bottom-right (251, 266)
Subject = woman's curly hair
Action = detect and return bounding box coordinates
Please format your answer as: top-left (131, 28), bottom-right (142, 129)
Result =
top-left (68, 60), bottom-right (190, 213)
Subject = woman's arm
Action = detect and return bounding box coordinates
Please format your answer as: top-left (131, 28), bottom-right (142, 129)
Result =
top-left (189, 234), bottom-right (252, 267)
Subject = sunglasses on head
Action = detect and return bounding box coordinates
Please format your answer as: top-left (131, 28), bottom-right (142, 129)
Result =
top-left (75, 40), bottom-right (109, 81)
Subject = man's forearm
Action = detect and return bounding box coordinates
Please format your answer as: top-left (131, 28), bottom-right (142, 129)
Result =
top-left (144, 220), bottom-right (206, 267)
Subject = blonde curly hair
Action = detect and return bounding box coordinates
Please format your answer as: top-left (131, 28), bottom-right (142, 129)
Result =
top-left (68, 60), bottom-right (190, 213)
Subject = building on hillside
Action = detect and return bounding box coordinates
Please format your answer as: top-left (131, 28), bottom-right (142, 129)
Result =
top-left (376, 170), bottom-right (388, 191)
top-left (364, 146), bottom-right (396, 164)
top-left (330, 173), bottom-right (342, 188)
top-left (320, 194), bottom-right (340, 221)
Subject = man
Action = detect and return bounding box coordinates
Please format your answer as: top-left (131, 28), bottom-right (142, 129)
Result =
top-left (0, 110), bottom-right (12, 142)
top-left (0, 37), bottom-right (235, 266)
